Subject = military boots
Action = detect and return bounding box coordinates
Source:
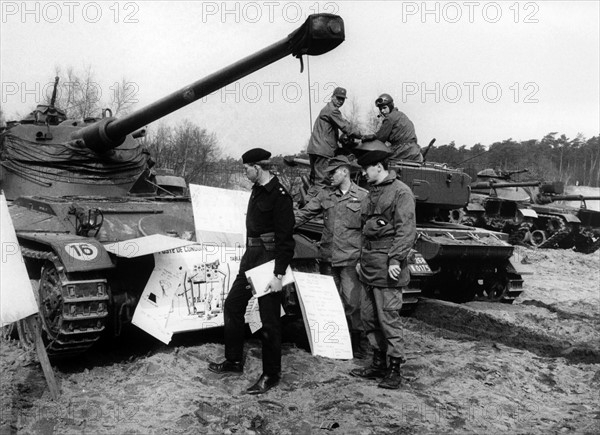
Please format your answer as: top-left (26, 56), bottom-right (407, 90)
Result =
top-left (378, 356), bottom-right (402, 389)
top-left (349, 350), bottom-right (387, 379)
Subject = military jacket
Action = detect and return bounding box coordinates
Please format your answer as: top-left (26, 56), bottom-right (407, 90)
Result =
top-left (295, 182), bottom-right (367, 266)
top-left (376, 108), bottom-right (418, 147)
top-left (244, 175), bottom-right (295, 276)
top-left (359, 171), bottom-right (416, 288)
top-left (307, 102), bottom-right (356, 158)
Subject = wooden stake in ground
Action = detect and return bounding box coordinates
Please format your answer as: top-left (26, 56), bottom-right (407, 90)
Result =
top-left (25, 315), bottom-right (59, 400)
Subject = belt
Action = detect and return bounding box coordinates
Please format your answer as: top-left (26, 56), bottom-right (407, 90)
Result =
top-left (365, 238), bottom-right (394, 250)
top-left (247, 232), bottom-right (276, 251)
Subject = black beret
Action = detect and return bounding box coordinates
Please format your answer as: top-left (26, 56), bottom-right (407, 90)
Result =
top-left (357, 150), bottom-right (391, 168)
top-left (242, 148), bottom-right (271, 164)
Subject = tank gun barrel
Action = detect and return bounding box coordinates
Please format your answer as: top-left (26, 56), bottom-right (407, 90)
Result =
top-left (543, 195), bottom-right (600, 202)
top-left (470, 180), bottom-right (541, 190)
top-left (72, 14), bottom-right (345, 153)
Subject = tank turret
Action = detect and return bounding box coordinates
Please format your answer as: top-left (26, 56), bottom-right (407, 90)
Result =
top-left (1, 14), bottom-right (345, 199)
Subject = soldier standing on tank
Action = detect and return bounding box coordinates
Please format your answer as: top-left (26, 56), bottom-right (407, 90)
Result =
top-left (362, 93), bottom-right (423, 162)
top-left (349, 148), bottom-right (417, 389)
top-left (208, 148), bottom-right (295, 395)
top-left (307, 87), bottom-right (360, 196)
top-left (294, 155), bottom-right (368, 358)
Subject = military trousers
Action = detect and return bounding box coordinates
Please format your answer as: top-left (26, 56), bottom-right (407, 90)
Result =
top-left (223, 249), bottom-right (283, 376)
top-left (390, 142), bottom-right (423, 162)
top-left (307, 154), bottom-right (331, 196)
top-left (319, 262), bottom-right (363, 333)
top-left (360, 285), bottom-right (404, 358)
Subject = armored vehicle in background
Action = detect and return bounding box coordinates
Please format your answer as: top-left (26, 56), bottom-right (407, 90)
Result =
top-left (453, 169), bottom-right (600, 253)
top-left (452, 169), bottom-right (563, 245)
top-left (0, 14), bottom-right (345, 358)
top-left (527, 190), bottom-right (600, 253)
top-left (287, 142), bottom-right (529, 306)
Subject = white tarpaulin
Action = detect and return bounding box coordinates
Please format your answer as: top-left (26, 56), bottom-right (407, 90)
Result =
top-left (0, 193), bottom-right (39, 326)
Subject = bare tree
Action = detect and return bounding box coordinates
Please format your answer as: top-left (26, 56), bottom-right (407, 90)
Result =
top-left (45, 66), bottom-right (136, 120)
top-left (365, 106), bottom-right (382, 134)
top-left (142, 120), bottom-right (223, 184)
top-left (342, 96), bottom-right (362, 134)
top-left (108, 78), bottom-right (138, 116)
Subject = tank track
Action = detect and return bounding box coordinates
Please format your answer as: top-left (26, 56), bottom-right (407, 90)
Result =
top-left (21, 247), bottom-right (110, 358)
top-left (502, 273), bottom-right (525, 303)
top-left (536, 213), bottom-right (573, 249)
top-left (573, 236), bottom-right (600, 254)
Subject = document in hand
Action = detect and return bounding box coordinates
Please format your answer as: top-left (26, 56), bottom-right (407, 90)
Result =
top-left (245, 260), bottom-right (293, 297)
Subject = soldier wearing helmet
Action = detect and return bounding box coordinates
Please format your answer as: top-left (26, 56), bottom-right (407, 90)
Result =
top-left (307, 86), bottom-right (361, 196)
top-left (362, 93), bottom-right (423, 162)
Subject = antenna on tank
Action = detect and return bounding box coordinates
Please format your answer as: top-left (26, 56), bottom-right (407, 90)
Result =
top-left (307, 56), bottom-right (313, 136)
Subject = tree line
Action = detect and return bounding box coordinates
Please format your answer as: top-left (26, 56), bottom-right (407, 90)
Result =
top-left (424, 133), bottom-right (600, 186)
top-left (141, 122), bottom-right (599, 189)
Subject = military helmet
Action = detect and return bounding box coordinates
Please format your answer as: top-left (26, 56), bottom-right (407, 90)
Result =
top-left (375, 93), bottom-right (394, 107)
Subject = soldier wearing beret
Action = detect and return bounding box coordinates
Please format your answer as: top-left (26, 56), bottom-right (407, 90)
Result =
top-left (209, 148), bottom-right (295, 395)
top-left (307, 87), bottom-right (360, 196)
top-left (294, 155), bottom-right (368, 358)
top-left (350, 148), bottom-right (417, 389)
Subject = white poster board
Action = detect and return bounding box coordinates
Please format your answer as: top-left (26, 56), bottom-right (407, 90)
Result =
top-left (0, 193), bottom-right (39, 326)
top-left (189, 184), bottom-right (249, 246)
top-left (126, 185), bottom-right (254, 343)
top-left (131, 243), bottom-right (247, 344)
top-left (293, 272), bottom-right (353, 360)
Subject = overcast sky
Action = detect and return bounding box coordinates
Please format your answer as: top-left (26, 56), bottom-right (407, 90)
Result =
top-left (1, 1), bottom-right (598, 157)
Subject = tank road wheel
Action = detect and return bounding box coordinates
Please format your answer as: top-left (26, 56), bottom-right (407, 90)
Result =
top-left (449, 208), bottom-right (466, 224)
top-left (479, 279), bottom-right (507, 302)
top-left (508, 223), bottom-right (532, 245)
top-left (530, 230), bottom-right (547, 247)
top-left (546, 216), bottom-right (565, 234)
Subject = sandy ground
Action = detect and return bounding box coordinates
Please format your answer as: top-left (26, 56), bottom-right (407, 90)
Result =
top-left (1, 247), bottom-right (599, 435)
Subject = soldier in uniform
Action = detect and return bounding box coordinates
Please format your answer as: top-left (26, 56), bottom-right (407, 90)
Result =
top-left (294, 155), bottom-right (368, 358)
top-left (362, 93), bottom-right (423, 162)
top-left (209, 148), bottom-right (295, 395)
top-left (350, 148), bottom-right (417, 389)
top-left (307, 87), bottom-right (360, 196)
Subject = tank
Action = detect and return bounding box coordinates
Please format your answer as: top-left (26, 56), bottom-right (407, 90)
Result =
top-left (286, 143), bottom-right (529, 306)
top-left (528, 190), bottom-right (600, 253)
top-left (454, 169), bottom-right (599, 252)
top-left (451, 169), bottom-right (563, 245)
top-left (0, 14), bottom-right (345, 357)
